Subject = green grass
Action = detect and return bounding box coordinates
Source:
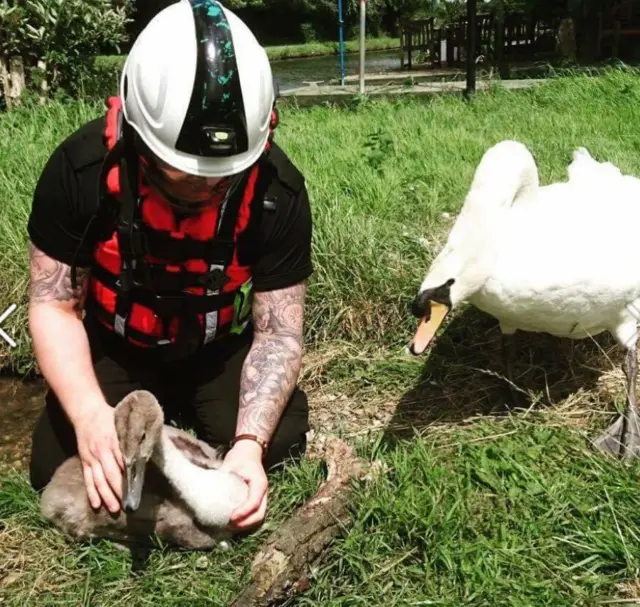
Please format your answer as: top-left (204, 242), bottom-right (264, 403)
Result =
top-left (3, 67), bottom-right (640, 604)
top-left (5, 67), bottom-right (640, 372)
top-left (303, 417), bottom-right (640, 605)
top-left (3, 416), bottom-right (640, 604)
top-left (0, 457), bottom-right (326, 604)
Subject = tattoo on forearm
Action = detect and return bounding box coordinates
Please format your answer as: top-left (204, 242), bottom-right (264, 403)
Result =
top-left (28, 242), bottom-right (89, 314)
top-left (237, 282), bottom-right (306, 441)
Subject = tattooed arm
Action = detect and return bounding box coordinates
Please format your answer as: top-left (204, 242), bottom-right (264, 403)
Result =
top-left (28, 242), bottom-right (88, 315)
top-left (28, 242), bottom-right (124, 511)
top-left (221, 280), bottom-right (306, 530)
top-left (236, 280), bottom-right (306, 444)
top-left (28, 241), bottom-right (98, 416)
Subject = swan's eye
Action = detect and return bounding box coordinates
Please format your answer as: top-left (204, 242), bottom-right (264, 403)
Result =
top-left (140, 432), bottom-right (146, 443)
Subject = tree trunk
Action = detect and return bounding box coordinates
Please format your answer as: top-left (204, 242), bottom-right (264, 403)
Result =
top-left (8, 56), bottom-right (25, 107)
top-left (0, 55), bottom-right (10, 110)
top-left (230, 437), bottom-right (383, 607)
top-left (37, 59), bottom-right (49, 105)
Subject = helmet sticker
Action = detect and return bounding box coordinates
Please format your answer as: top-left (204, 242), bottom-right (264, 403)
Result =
top-left (174, 0), bottom-right (249, 159)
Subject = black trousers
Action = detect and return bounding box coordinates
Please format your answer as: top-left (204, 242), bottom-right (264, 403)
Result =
top-left (29, 317), bottom-right (310, 492)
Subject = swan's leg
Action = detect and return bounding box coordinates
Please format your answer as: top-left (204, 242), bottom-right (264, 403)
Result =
top-left (595, 344), bottom-right (640, 460)
top-left (501, 330), bottom-right (524, 408)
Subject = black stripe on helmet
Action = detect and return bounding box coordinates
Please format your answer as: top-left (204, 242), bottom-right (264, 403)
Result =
top-left (174, 0), bottom-right (249, 159)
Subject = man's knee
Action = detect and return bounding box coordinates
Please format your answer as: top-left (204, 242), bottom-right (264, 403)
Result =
top-left (264, 388), bottom-right (310, 470)
top-left (29, 390), bottom-right (77, 492)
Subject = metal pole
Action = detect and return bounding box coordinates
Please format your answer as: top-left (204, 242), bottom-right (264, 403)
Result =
top-left (359, 0), bottom-right (366, 94)
top-left (338, 0), bottom-right (345, 86)
top-left (465, 0), bottom-right (477, 98)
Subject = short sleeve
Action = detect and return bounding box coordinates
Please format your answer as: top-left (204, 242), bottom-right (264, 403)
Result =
top-left (27, 145), bottom-right (95, 267)
top-left (252, 182), bottom-right (314, 292)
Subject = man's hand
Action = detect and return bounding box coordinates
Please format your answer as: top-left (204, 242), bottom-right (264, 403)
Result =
top-left (220, 439), bottom-right (268, 531)
top-left (74, 403), bottom-right (124, 514)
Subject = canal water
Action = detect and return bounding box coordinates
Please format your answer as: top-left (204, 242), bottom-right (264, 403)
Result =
top-left (270, 49), bottom-right (401, 91)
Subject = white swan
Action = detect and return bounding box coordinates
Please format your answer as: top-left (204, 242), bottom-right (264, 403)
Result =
top-left (409, 140), bottom-right (640, 460)
top-left (40, 390), bottom-right (249, 548)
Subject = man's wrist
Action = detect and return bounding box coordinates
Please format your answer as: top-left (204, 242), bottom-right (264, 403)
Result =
top-left (68, 395), bottom-right (109, 430)
top-left (230, 434), bottom-right (268, 458)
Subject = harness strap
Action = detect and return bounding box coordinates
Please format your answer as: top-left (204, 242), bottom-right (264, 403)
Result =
top-left (70, 135), bottom-right (126, 290)
top-left (90, 263), bottom-right (237, 314)
top-left (117, 121), bottom-right (145, 291)
top-left (86, 297), bottom-right (234, 348)
top-left (111, 122), bottom-right (147, 341)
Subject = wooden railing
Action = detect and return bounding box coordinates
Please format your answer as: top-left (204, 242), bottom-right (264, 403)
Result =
top-left (598, 0), bottom-right (640, 58)
top-left (400, 11), bottom-right (560, 69)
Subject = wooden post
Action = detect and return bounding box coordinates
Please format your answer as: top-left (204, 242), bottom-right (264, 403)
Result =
top-left (338, 0), bottom-right (346, 86)
top-left (465, 0), bottom-right (477, 98)
top-left (359, 0), bottom-right (366, 94)
top-left (495, 0), bottom-right (508, 79)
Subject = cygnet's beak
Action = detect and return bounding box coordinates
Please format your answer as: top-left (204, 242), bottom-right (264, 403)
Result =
top-left (122, 456), bottom-right (147, 512)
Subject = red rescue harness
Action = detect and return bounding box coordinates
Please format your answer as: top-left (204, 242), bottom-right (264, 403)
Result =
top-left (81, 96), bottom-right (276, 358)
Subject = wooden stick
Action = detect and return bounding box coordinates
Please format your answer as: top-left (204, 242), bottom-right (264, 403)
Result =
top-left (231, 437), bottom-right (381, 606)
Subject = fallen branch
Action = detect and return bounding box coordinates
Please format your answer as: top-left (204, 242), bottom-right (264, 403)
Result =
top-left (231, 436), bottom-right (382, 606)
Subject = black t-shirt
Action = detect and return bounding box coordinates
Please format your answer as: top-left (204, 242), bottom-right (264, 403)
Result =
top-left (27, 116), bottom-right (313, 293)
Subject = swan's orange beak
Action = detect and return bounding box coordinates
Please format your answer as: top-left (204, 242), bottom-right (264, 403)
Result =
top-left (409, 301), bottom-right (450, 355)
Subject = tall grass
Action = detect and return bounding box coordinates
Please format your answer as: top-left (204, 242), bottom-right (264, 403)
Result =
top-left (3, 415), bottom-right (640, 604)
top-left (3, 68), bottom-right (640, 373)
top-left (3, 68), bottom-right (640, 605)
top-left (301, 417), bottom-right (640, 605)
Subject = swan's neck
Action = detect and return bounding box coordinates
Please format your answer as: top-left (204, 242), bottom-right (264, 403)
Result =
top-left (152, 432), bottom-right (210, 504)
top-left (420, 142), bottom-right (539, 302)
top-left (150, 430), bottom-right (247, 528)
top-left (464, 141), bottom-right (539, 216)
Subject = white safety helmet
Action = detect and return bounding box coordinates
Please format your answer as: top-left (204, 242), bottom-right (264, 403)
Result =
top-left (120, 0), bottom-right (276, 178)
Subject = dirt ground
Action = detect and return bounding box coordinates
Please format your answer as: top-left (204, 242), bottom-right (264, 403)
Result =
top-left (0, 331), bottom-right (628, 476)
top-left (0, 372), bottom-right (396, 476)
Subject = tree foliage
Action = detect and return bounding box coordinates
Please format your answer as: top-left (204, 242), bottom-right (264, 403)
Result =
top-left (1, 0), bottom-right (132, 103)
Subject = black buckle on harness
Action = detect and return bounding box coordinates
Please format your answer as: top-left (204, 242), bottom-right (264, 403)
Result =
top-left (148, 293), bottom-right (187, 319)
top-left (198, 268), bottom-right (231, 291)
top-left (117, 223), bottom-right (150, 292)
top-left (204, 238), bottom-right (235, 267)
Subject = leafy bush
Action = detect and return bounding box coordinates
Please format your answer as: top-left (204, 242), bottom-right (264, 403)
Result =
top-left (0, 0), bottom-right (132, 104)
